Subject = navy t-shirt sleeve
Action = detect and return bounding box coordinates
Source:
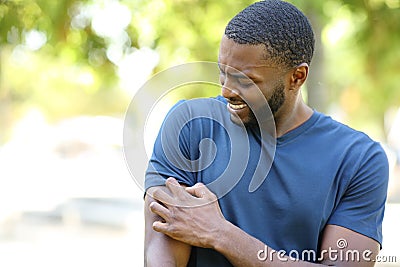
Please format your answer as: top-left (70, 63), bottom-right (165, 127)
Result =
top-left (145, 100), bottom-right (196, 190)
top-left (327, 142), bottom-right (389, 246)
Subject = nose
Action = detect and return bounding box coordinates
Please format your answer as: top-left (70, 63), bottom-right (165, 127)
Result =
top-left (221, 81), bottom-right (240, 100)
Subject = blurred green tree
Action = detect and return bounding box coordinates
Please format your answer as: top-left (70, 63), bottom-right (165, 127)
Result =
top-left (332, 0), bottom-right (400, 135)
top-left (0, 0), bottom-right (399, 143)
top-left (0, 0), bottom-right (126, 143)
top-left (293, 0), bottom-right (400, 138)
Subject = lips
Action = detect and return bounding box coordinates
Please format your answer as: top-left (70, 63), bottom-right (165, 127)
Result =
top-left (228, 102), bottom-right (247, 110)
top-left (225, 100), bottom-right (251, 124)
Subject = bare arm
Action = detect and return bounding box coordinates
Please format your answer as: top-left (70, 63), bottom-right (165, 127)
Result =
top-left (318, 224), bottom-right (379, 266)
top-left (150, 178), bottom-right (380, 267)
top-left (145, 186), bottom-right (191, 267)
top-left (213, 221), bottom-right (379, 266)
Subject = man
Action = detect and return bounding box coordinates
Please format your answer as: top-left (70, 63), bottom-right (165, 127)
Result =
top-left (144, 0), bottom-right (389, 266)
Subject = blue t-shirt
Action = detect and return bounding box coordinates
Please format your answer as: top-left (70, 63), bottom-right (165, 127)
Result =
top-left (145, 96), bottom-right (389, 266)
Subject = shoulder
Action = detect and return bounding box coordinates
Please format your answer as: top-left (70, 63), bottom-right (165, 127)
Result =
top-left (314, 112), bottom-right (366, 137)
top-left (163, 96), bottom-right (230, 128)
top-left (312, 112), bottom-right (388, 175)
top-left (314, 112), bottom-right (384, 150)
top-left (322, 113), bottom-right (388, 182)
top-left (160, 96), bottom-right (231, 139)
top-left (168, 96), bottom-right (226, 111)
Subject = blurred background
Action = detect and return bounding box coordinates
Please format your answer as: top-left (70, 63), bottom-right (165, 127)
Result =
top-left (0, 0), bottom-right (399, 266)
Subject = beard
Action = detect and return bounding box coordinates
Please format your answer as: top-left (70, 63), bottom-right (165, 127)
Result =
top-left (245, 81), bottom-right (285, 127)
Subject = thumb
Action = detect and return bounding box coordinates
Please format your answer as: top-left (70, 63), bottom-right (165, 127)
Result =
top-left (186, 183), bottom-right (212, 199)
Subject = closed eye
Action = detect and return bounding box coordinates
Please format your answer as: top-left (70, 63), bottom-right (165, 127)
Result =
top-left (218, 64), bottom-right (225, 75)
top-left (237, 77), bottom-right (254, 88)
top-left (218, 64), bottom-right (255, 88)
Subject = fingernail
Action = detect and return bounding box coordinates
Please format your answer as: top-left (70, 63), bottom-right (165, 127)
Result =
top-left (166, 177), bottom-right (178, 185)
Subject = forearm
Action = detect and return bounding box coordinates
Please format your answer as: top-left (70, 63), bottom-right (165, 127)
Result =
top-left (149, 179), bottom-right (378, 267)
top-left (213, 221), bottom-right (324, 267)
top-left (149, 179), bottom-right (322, 266)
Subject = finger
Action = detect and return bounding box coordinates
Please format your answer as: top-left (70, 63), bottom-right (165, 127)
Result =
top-left (152, 220), bottom-right (169, 234)
top-left (149, 201), bottom-right (170, 221)
top-left (186, 183), bottom-right (215, 199)
top-left (185, 183), bottom-right (205, 197)
top-left (165, 177), bottom-right (187, 198)
top-left (151, 187), bottom-right (174, 204)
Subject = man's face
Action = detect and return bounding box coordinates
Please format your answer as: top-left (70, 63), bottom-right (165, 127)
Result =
top-left (218, 35), bottom-right (288, 126)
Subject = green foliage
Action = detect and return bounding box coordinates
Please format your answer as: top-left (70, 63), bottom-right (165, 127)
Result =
top-left (0, 0), bottom-right (120, 126)
top-left (126, 0), bottom-right (256, 68)
top-left (0, 0), bottom-right (399, 142)
top-left (321, 0), bottom-right (400, 134)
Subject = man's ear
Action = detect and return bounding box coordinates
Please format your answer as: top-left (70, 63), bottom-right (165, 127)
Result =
top-left (290, 63), bottom-right (309, 90)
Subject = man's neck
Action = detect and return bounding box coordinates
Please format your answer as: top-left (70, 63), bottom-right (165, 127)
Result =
top-left (274, 100), bottom-right (313, 138)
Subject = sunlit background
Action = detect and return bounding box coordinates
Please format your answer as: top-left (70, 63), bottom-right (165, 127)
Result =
top-left (0, 0), bottom-right (399, 266)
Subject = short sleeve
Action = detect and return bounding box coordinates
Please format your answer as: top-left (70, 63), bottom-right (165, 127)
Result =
top-left (327, 142), bottom-right (389, 247)
top-left (145, 101), bottom-right (197, 191)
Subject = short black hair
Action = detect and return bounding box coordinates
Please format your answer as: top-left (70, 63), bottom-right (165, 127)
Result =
top-left (225, 0), bottom-right (315, 68)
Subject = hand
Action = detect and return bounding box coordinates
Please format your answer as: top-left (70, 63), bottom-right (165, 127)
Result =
top-left (149, 177), bottom-right (227, 249)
